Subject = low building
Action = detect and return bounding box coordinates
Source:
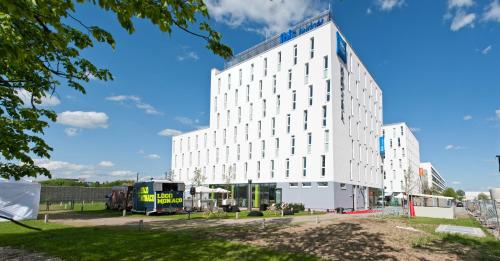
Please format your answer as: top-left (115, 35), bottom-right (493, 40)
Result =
top-left (419, 162), bottom-right (446, 193)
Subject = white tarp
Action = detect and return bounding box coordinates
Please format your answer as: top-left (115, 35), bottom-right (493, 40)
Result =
top-left (0, 179), bottom-right (41, 222)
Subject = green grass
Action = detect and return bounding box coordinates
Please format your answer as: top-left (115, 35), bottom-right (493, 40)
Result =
top-left (129, 210), bottom-right (324, 220)
top-left (0, 221), bottom-right (318, 261)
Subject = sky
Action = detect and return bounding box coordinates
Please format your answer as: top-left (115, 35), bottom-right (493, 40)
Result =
top-left (30, 0), bottom-right (500, 191)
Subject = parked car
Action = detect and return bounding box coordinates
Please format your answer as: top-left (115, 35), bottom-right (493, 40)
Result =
top-left (456, 202), bottom-right (464, 207)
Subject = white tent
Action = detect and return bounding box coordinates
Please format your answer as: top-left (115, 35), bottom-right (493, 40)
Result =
top-left (0, 179), bottom-right (41, 222)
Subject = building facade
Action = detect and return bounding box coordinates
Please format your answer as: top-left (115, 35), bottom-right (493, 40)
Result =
top-left (382, 123), bottom-right (421, 195)
top-left (419, 162), bottom-right (446, 193)
top-left (171, 11), bottom-right (384, 210)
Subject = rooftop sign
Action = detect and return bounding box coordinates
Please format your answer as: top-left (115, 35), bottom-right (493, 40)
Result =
top-left (280, 18), bottom-right (325, 44)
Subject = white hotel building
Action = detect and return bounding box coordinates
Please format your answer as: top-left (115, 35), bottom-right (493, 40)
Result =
top-left (382, 123), bottom-right (421, 195)
top-left (171, 11), bottom-right (384, 210)
top-left (419, 162), bottom-right (446, 193)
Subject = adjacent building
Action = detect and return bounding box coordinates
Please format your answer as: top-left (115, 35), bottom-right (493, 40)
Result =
top-left (382, 122), bottom-right (421, 195)
top-left (171, 11), bottom-right (384, 210)
top-left (419, 162), bottom-right (446, 193)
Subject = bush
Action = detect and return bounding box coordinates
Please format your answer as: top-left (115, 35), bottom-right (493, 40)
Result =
top-left (283, 209), bottom-right (294, 215)
top-left (288, 203), bottom-right (305, 213)
top-left (247, 210), bottom-right (264, 217)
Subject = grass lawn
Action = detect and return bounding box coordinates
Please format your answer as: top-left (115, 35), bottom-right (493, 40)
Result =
top-left (393, 216), bottom-right (500, 260)
top-left (0, 221), bottom-right (318, 261)
top-left (133, 210), bottom-right (325, 220)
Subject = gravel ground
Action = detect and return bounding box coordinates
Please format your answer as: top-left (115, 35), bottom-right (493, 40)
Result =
top-left (0, 247), bottom-right (61, 261)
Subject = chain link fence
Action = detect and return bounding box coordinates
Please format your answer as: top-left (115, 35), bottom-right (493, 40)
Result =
top-left (466, 200), bottom-right (500, 238)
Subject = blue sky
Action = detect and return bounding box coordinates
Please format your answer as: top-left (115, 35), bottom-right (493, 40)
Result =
top-left (33, 0), bottom-right (500, 191)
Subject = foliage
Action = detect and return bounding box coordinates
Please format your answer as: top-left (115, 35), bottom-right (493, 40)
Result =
top-left (0, 0), bottom-right (232, 180)
top-left (456, 189), bottom-right (465, 200)
top-left (164, 169), bottom-right (176, 181)
top-left (441, 188), bottom-right (457, 199)
top-left (477, 193), bottom-right (489, 200)
top-left (190, 167), bottom-right (206, 186)
top-left (0, 221), bottom-right (318, 260)
top-left (40, 178), bottom-right (133, 187)
top-left (288, 203), bottom-right (305, 213)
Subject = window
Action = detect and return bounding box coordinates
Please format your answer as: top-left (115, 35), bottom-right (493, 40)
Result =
top-left (272, 75), bottom-right (276, 94)
top-left (223, 129), bottom-right (226, 145)
top-left (350, 160), bottom-right (353, 180)
top-left (288, 69), bottom-right (292, 89)
top-left (302, 182), bottom-right (311, 188)
top-left (303, 110), bottom-right (308, 130)
top-left (224, 93), bottom-right (227, 109)
top-left (235, 89), bottom-right (239, 106)
top-left (323, 55), bottom-right (328, 78)
top-left (286, 114), bottom-right (291, 133)
top-left (216, 148), bottom-right (219, 163)
top-left (246, 85), bottom-right (250, 102)
top-left (318, 182), bottom-right (328, 187)
top-left (292, 91), bottom-right (296, 109)
top-left (214, 96), bottom-right (218, 112)
top-left (238, 69), bottom-right (242, 86)
top-left (244, 162), bottom-right (248, 179)
top-left (399, 159), bottom-right (402, 168)
top-left (238, 107), bottom-right (242, 123)
top-left (293, 45), bottom-right (297, 65)
top-left (340, 183), bottom-right (347, 190)
top-left (307, 132), bottom-right (312, 154)
top-left (308, 85), bottom-right (313, 106)
top-left (258, 121), bottom-right (261, 138)
top-left (270, 160), bottom-right (274, 178)
top-left (326, 80), bottom-right (331, 101)
top-left (322, 106), bottom-right (327, 127)
top-left (213, 131), bottom-right (217, 146)
top-left (402, 148), bottom-right (405, 157)
top-left (250, 63), bottom-right (254, 81)
top-left (249, 103), bottom-right (253, 121)
top-left (277, 51), bottom-right (281, 71)
top-left (227, 110), bottom-right (230, 126)
top-left (237, 144), bottom-right (241, 160)
top-left (245, 124), bottom-right (249, 140)
top-left (349, 118), bottom-right (352, 137)
top-left (291, 135), bottom-right (295, 155)
top-left (275, 138), bottom-right (279, 157)
top-left (204, 133), bottom-right (207, 148)
top-left (195, 135), bottom-right (199, 149)
top-left (263, 58), bottom-right (267, 76)
top-left (234, 126), bottom-right (237, 143)
top-left (302, 157), bottom-right (307, 177)
top-left (257, 161), bottom-right (261, 178)
top-left (276, 95), bottom-right (280, 114)
top-left (225, 146), bottom-right (229, 162)
top-left (321, 155), bottom-right (326, 177)
top-left (228, 73), bottom-right (231, 90)
top-left (285, 158), bottom-right (290, 177)
top-left (289, 182), bottom-right (298, 188)
top-left (400, 126), bottom-right (404, 136)
top-left (259, 80), bottom-right (263, 98)
top-left (261, 140), bottom-right (265, 159)
top-left (398, 138), bottom-right (401, 147)
top-left (304, 63), bottom-right (309, 84)
top-left (390, 139), bottom-right (393, 148)
top-left (271, 117), bottom-right (275, 136)
top-left (248, 142), bottom-right (252, 159)
top-left (324, 130), bottom-right (330, 152)
top-left (217, 78), bottom-right (221, 94)
top-left (262, 99), bottom-right (266, 117)
top-left (310, 37), bottom-right (314, 58)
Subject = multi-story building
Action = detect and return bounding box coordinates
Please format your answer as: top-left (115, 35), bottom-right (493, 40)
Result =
top-left (382, 122), bottom-right (421, 195)
top-left (419, 162), bottom-right (446, 193)
top-left (171, 10), bottom-right (384, 210)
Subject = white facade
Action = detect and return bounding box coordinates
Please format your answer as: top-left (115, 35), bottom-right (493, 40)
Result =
top-left (170, 12), bottom-right (384, 209)
top-left (382, 123), bottom-right (421, 194)
top-left (419, 162), bottom-right (446, 192)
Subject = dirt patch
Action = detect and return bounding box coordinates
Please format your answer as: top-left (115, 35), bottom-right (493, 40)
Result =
top-left (0, 246), bottom-right (61, 261)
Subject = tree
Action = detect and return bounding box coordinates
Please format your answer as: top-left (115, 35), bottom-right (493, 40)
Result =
top-left (190, 167), bottom-right (206, 187)
top-left (477, 193), bottom-right (489, 201)
top-left (222, 165), bottom-right (235, 198)
top-left (402, 166), bottom-right (419, 216)
top-left (164, 169), bottom-right (176, 182)
top-left (441, 187), bottom-right (458, 199)
top-left (0, 0), bottom-right (232, 180)
top-left (456, 189), bottom-right (465, 201)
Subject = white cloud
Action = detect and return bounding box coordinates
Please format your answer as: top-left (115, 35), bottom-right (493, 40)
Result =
top-left (366, 8), bottom-right (373, 15)
top-left (35, 159), bottom-right (90, 172)
top-left (110, 170), bottom-right (136, 177)
top-left (175, 116), bottom-right (197, 126)
top-left (177, 51), bottom-right (199, 61)
top-left (145, 154), bottom-right (161, 160)
top-left (483, 0), bottom-right (500, 22)
top-left (57, 111), bottom-right (109, 129)
top-left (448, 0), bottom-right (475, 9)
top-left (106, 95), bottom-right (160, 115)
top-left (138, 149), bottom-right (145, 154)
top-left (445, 144), bottom-right (464, 150)
top-left (463, 115), bottom-right (473, 121)
top-left (377, 0), bottom-right (405, 11)
top-left (450, 10), bottom-right (476, 31)
top-left (497, 109), bottom-right (500, 119)
top-left (158, 128), bottom-right (183, 137)
top-left (17, 89), bottom-right (60, 107)
top-left (452, 180), bottom-right (462, 185)
top-left (98, 161), bottom-right (114, 167)
top-left (482, 45), bottom-right (493, 54)
top-left (205, 0), bottom-right (326, 35)
top-left (64, 128), bottom-right (80, 137)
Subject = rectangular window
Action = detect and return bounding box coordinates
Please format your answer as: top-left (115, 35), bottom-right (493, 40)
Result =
top-left (223, 129), bottom-right (226, 145)
top-left (246, 85), bottom-right (250, 102)
top-left (249, 103), bottom-right (253, 121)
top-left (302, 157), bottom-right (307, 177)
top-left (272, 75), bottom-right (276, 94)
top-left (248, 142), bottom-right (252, 159)
top-left (224, 93), bottom-right (227, 109)
top-left (204, 133), bottom-right (207, 148)
top-left (238, 107), bottom-right (242, 123)
top-left (225, 146), bottom-right (229, 162)
top-left (251, 63), bottom-right (254, 81)
top-left (322, 106), bottom-right (327, 127)
top-left (213, 131), bottom-right (216, 146)
top-left (257, 161), bottom-right (260, 178)
top-left (285, 158), bottom-right (290, 177)
top-left (235, 89), bottom-right (238, 106)
top-left (291, 135), bottom-right (295, 155)
top-left (288, 69), bottom-right (292, 89)
top-left (276, 95), bottom-right (280, 114)
top-left (259, 80), bottom-right (263, 98)
top-left (237, 144), bottom-right (240, 161)
top-left (270, 160), bottom-right (274, 178)
top-left (216, 148), bottom-right (219, 163)
top-left (350, 160), bottom-right (353, 180)
top-left (244, 162), bottom-right (248, 180)
top-left (214, 96), bottom-right (218, 112)
top-left (234, 126), bottom-right (237, 143)
top-left (228, 73), bottom-right (231, 90)
top-left (310, 37), bottom-right (314, 58)
top-left (303, 110), bottom-right (308, 130)
top-left (261, 140), bottom-right (265, 159)
top-left (400, 126), bottom-right (404, 136)
top-left (277, 51), bottom-right (281, 71)
top-left (271, 117), bottom-right (275, 136)
top-left (258, 120), bottom-right (261, 138)
top-left (318, 182), bottom-right (328, 187)
top-left (307, 132), bottom-right (312, 154)
top-left (289, 182), bottom-right (298, 188)
top-left (286, 114), bottom-right (291, 133)
top-left (321, 155), bottom-right (326, 177)
top-left (304, 63), bottom-right (309, 84)
top-left (262, 99), bottom-right (266, 118)
top-left (263, 58), bottom-right (267, 76)
top-left (326, 80), bottom-right (331, 102)
top-left (324, 130), bottom-right (329, 152)
top-left (275, 138), bottom-right (279, 157)
top-left (217, 78), bottom-right (221, 94)
top-left (293, 45), bottom-right (297, 65)
top-left (245, 124), bottom-right (249, 140)
top-left (238, 68), bottom-right (242, 86)
top-left (308, 85), bottom-right (313, 106)
top-left (323, 55), bottom-right (328, 78)
top-left (292, 91), bottom-right (297, 110)
top-left (227, 110), bottom-right (230, 126)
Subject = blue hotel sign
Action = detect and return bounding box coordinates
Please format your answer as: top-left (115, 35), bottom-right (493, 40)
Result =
top-left (336, 32), bottom-right (347, 64)
top-left (379, 136), bottom-right (385, 158)
top-left (280, 18), bottom-right (325, 44)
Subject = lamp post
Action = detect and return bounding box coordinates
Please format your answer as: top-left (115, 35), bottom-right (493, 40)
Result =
top-left (496, 155), bottom-right (500, 173)
top-left (247, 179), bottom-right (252, 211)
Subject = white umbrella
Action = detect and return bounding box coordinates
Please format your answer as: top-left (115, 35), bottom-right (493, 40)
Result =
top-left (214, 187), bottom-right (229, 193)
top-left (195, 186), bottom-right (213, 193)
top-left (394, 193), bottom-right (404, 199)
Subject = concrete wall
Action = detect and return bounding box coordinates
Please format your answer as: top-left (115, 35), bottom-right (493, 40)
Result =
top-left (278, 181), bottom-right (335, 210)
top-left (414, 206), bottom-right (455, 219)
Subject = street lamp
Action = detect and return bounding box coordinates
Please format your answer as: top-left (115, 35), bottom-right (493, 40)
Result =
top-left (496, 155), bottom-right (500, 173)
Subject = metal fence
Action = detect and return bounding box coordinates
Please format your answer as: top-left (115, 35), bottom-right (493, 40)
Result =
top-left (40, 186), bottom-right (111, 203)
top-left (466, 200), bottom-right (500, 237)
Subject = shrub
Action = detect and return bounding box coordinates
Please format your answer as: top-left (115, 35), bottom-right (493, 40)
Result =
top-left (288, 203), bottom-right (305, 213)
top-left (247, 210), bottom-right (264, 217)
